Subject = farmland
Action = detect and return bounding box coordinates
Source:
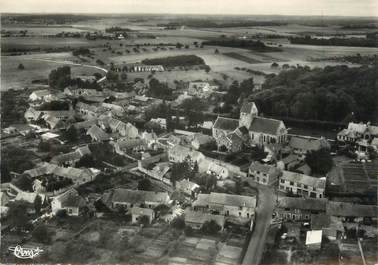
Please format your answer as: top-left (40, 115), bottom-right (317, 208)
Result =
top-left (2, 15), bottom-right (378, 92)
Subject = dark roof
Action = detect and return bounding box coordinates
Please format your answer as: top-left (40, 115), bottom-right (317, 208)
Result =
top-left (326, 201), bottom-right (378, 217)
top-left (240, 102), bottom-right (256, 114)
top-left (278, 197), bottom-right (327, 211)
top-left (235, 126), bottom-right (249, 135)
top-left (213, 117), bottom-right (239, 131)
top-left (249, 117), bottom-right (283, 135)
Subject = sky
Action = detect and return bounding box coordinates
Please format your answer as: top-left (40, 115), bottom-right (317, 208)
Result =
top-left (0, 0), bottom-right (377, 17)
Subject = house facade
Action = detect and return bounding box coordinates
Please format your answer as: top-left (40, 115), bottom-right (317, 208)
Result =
top-left (279, 171), bottom-right (326, 199)
top-left (111, 189), bottom-right (170, 210)
top-left (248, 162), bottom-right (281, 186)
top-left (192, 192), bottom-right (256, 219)
top-left (275, 197), bottom-right (327, 222)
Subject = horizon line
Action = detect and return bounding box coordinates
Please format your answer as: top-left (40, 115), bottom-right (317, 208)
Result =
top-left (2, 12), bottom-right (378, 19)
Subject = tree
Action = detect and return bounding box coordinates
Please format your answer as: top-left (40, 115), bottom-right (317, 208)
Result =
top-left (171, 217), bottom-right (185, 230)
top-left (7, 201), bottom-right (30, 231)
top-left (75, 154), bottom-right (96, 168)
top-left (154, 204), bottom-right (170, 215)
top-left (201, 220), bottom-right (221, 235)
top-left (148, 78), bottom-right (172, 99)
top-left (93, 72), bottom-right (102, 80)
top-left (170, 161), bottom-right (195, 185)
top-left (49, 66), bottom-right (71, 89)
top-left (184, 225), bottom-right (194, 236)
top-left (34, 195), bottom-right (42, 214)
top-left (137, 178), bottom-right (152, 191)
top-left (271, 62), bottom-right (279, 68)
top-left (106, 71), bottom-right (119, 82)
top-left (305, 148), bottom-right (333, 175)
top-left (138, 215), bottom-right (150, 226)
top-left (18, 63), bottom-right (25, 70)
top-left (32, 224), bottom-right (51, 244)
top-left (64, 126), bottom-right (78, 142)
top-left (12, 174), bottom-right (33, 191)
top-left (120, 72), bottom-right (128, 80)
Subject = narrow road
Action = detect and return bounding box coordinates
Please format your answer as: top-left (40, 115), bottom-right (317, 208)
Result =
top-left (242, 179), bottom-right (276, 265)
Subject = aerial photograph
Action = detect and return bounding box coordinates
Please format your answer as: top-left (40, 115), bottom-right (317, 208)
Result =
top-left (0, 0), bottom-right (377, 264)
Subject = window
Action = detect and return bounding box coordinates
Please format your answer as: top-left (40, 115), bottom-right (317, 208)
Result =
top-left (239, 212), bottom-right (241, 216)
top-left (296, 183), bottom-right (301, 187)
top-left (290, 181), bottom-right (294, 186)
top-left (280, 179), bottom-right (285, 184)
top-left (279, 185), bottom-right (284, 190)
top-left (68, 209), bottom-right (73, 214)
top-left (304, 185), bottom-right (308, 189)
top-left (313, 187), bottom-right (316, 191)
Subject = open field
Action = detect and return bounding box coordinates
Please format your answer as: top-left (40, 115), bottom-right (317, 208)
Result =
top-left (2, 25), bottom-right (89, 35)
top-left (1, 53), bottom-right (105, 90)
top-left (1, 37), bottom-right (96, 51)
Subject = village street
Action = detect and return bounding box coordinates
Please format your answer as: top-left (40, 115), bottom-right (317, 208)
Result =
top-left (242, 179), bottom-right (276, 265)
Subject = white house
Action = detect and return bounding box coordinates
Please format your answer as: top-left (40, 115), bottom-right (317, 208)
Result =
top-left (279, 171), bottom-right (326, 199)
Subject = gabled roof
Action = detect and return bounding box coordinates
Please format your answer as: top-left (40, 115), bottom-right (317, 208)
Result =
top-left (176, 179), bottom-right (200, 192)
top-left (240, 102), bottom-right (257, 114)
top-left (249, 117), bottom-right (284, 135)
top-left (76, 102), bottom-right (99, 113)
top-left (185, 209), bottom-right (225, 226)
top-left (15, 192), bottom-right (39, 204)
top-left (72, 119), bottom-right (98, 130)
top-left (249, 162), bottom-right (280, 175)
top-left (44, 115), bottom-right (64, 129)
top-left (54, 188), bottom-right (86, 208)
top-left (368, 125), bottom-right (378, 136)
top-left (111, 189), bottom-right (169, 204)
top-left (213, 117), bottom-right (239, 131)
top-left (347, 122), bottom-right (367, 134)
top-left (87, 125), bottom-right (110, 141)
top-left (25, 107), bottom-right (42, 119)
top-left (281, 170), bottom-right (326, 190)
top-left (50, 145), bottom-right (91, 165)
top-left (277, 197), bottom-right (327, 211)
top-left (194, 192), bottom-right (256, 209)
top-left (289, 136), bottom-right (330, 152)
top-left (115, 138), bottom-right (146, 150)
top-left (130, 207), bottom-right (154, 216)
top-left (337, 128), bottom-right (357, 138)
top-left (30, 90), bottom-right (51, 98)
top-left (326, 201), bottom-right (378, 217)
top-left (23, 162), bottom-right (58, 178)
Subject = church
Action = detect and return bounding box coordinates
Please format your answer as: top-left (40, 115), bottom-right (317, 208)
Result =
top-left (212, 102), bottom-right (288, 152)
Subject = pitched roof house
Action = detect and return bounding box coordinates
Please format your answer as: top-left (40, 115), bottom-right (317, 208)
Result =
top-left (193, 192), bottom-right (256, 219)
top-left (276, 197), bottom-right (327, 221)
top-left (87, 125), bottom-right (110, 142)
top-left (279, 171), bottom-right (326, 199)
top-left (51, 188), bottom-right (87, 216)
top-left (248, 162), bottom-right (281, 186)
top-left (110, 189), bottom-right (170, 209)
top-left (289, 136), bottom-right (330, 154)
top-left (50, 145), bottom-right (91, 166)
top-left (185, 209), bottom-right (225, 230)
